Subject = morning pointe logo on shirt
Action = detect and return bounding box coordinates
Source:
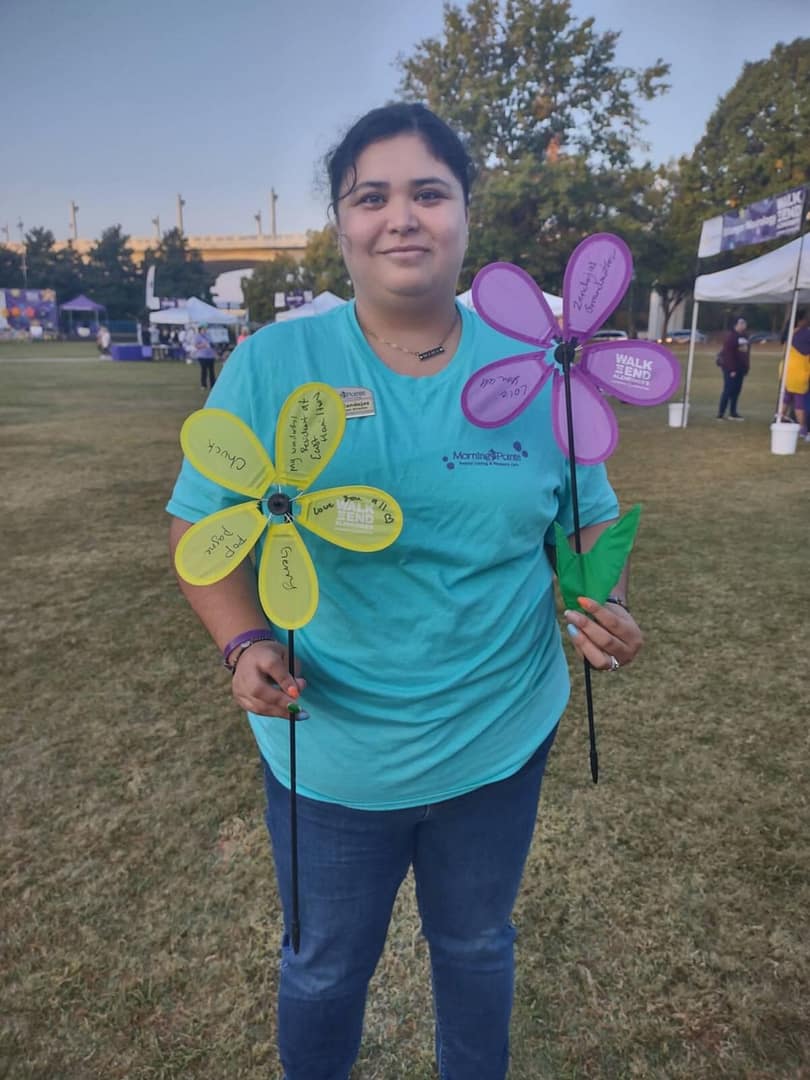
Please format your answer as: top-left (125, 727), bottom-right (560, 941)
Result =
top-left (442, 441), bottom-right (530, 470)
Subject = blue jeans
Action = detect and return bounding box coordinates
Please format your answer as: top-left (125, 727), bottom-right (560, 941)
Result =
top-left (718, 370), bottom-right (744, 416)
top-left (262, 724), bottom-right (558, 1080)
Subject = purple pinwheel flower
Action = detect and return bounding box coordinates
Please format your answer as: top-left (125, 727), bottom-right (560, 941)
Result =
top-left (461, 234), bottom-right (680, 464)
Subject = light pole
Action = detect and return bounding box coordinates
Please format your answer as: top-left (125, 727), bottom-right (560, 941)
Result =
top-left (70, 200), bottom-right (79, 241)
top-left (254, 210), bottom-right (263, 236)
top-left (177, 193), bottom-right (186, 234)
top-left (17, 219), bottom-right (28, 287)
top-left (270, 188), bottom-right (278, 237)
top-left (1, 224), bottom-right (9, 244)
top-left (151, 215), bottom-right (161, 243)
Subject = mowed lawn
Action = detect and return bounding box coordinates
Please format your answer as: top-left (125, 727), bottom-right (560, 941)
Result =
top-left (1, 345), bottom-right (808, 1080)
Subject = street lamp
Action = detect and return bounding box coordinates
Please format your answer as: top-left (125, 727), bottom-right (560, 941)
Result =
top-left (177, 193), bottom-right (186, 234)
top-left (70, 200), bottom-right (79, 241)
top-left (254, 210), bottom-right (263, 236)
top-left (151, 215), bottom-right (161, 243)
top-left (270, 188), bottom-right (278, 237)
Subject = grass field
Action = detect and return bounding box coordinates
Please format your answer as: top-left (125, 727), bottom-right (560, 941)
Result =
top-left (0, 340), bottom-right (100, 361)
top-left (1, 345), bottom-right (808, 1079)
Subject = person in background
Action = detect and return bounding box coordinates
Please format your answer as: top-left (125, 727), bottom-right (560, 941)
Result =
top-left (716, 315), bottom-right (750, 421)
top-left (237, 325), bottom-right (250, 345)
top-left (776, 310), bottom-right (810, 440)
top-left (169, 328), bottom-right (183, 360)
top-left (167, 102), bottom-right (644, 1079)
top-left (181, 324), bottom-right (196, 364)
top-left (192, 323), bottom-right (217, 390)
top-left (96, 324), bottom-right (112, 357)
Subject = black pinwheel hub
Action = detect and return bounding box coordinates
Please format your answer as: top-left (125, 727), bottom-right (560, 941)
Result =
top-left (267, 492), bottom-right (293, 517)
top-left (554, 340), bottom-right (578, 368)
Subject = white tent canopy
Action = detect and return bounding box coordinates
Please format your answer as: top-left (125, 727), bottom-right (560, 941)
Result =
top-left (680, 233), bottom-right (809, 429)
top-left (149, 297), bottom-right (239, 325)
top-left (275, 291), bottom-right (347, 321)
top-left (457, 287), bottom-right (564, 316)
top-left (694, 234), bottom-right (810, 304)
top-left (275, 287), bottom-right (565, 323)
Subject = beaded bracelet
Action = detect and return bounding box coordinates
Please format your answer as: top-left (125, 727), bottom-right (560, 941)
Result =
top-left (605, 596), bottom-right (630, 613)
top-left (222, 628), bottom-right (275, 672)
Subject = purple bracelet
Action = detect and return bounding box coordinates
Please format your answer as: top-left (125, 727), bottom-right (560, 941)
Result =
top-left (222, 628), bottom-right (275, 670)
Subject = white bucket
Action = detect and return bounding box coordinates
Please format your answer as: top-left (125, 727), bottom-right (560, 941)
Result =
top-left (770, 422), bottom-right (800, 455)
top-left (668, 402), bottom-right (688, 427)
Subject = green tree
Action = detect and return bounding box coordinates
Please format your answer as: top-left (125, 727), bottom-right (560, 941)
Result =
top-left (24, 228), bottom-right (84, 300)
top-left (242, 256), bottom-right (311, 325)
top-left (625, 162), bottom-right (701, 336)
top-left (150, 228), bottom-right (214, 301)
top-left (83, 226), bottom-right (143, 319)
top-left (397, 0), bottom-right (671, 320)
top-left (683, 37), bottom-right (810, 212)
top-left (302, 226), bottom-right (352, 298)
top-left (643, 39), bottom-right (810, 337)
top-left (398, 0), bottom-right (669, 170)
top-left (0, 245), bottom-right (24, 287)
top-left (462, 155), bottom-right (662, 295)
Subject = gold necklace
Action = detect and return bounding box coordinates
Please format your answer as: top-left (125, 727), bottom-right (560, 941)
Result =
top-left (362, 309), bottom-right (459, 362)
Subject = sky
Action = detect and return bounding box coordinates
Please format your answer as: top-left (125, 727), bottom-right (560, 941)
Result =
top-left (1, 0), bottom-right (806, 245)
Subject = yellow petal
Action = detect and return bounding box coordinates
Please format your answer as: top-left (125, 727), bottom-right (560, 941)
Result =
top-left (296, 486), bottom-right (403, 552)
top-left (258, 521), bottom-right (319, 629)
top-left (181, 408), bottom-right (275, 497)
top-left (175, 503), bottom-right (266, 586)
top-left (274, 383), bottom-right (346, 489)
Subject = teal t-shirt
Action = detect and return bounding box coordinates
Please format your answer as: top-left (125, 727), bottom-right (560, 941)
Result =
top-left (167, 301), bottom-right (619, 809)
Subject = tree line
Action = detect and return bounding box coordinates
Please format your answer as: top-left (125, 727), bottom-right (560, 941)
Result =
top-left (0, 227), bottom-right (213, 322)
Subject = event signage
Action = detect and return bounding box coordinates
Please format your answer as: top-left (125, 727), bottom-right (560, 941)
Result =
top-left (698, 185), bottom-right (807, 258)
top-left (274, 290), bottom-right (314, 309)
top-left (0, 288), bottom-right (59, 332)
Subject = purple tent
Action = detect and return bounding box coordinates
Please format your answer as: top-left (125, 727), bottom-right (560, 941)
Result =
top-left (60, 294), bottom-right (107, 336)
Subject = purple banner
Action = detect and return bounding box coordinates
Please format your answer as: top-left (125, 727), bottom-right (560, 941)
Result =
top-left (0, 288), bottom-right (59, 331)
top-left (699, 186), bottom-right (807, 257)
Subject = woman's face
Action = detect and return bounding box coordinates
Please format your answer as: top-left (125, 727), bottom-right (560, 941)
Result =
top-left (336, 133), bottom-right (468, 307)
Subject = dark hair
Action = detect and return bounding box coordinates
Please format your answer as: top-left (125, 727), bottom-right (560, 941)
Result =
top-left (326, 103), bottom-right (474, 217)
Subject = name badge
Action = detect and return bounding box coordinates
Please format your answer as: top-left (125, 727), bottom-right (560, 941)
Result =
top-left (338, 386), bottom-right (376, 418)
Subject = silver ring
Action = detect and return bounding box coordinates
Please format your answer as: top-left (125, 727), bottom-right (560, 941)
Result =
top-left (607, 654), bottom-right (620, 672)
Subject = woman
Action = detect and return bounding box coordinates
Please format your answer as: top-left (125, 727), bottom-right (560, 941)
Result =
top-left (190, 323), bottom-right (217, 390)
top-left (776, 309), bottom-right (810, 438)
top-left (716, 315), bottom-right (750, 421)
top-left (167, 103), bottom-right (643, 1080)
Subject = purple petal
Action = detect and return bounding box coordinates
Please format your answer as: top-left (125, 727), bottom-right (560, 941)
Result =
top-left (462, 354), bottom-right (552, 428)
top-left (552, 369), bottom-right (618, 464)
top-left (472, 263), bottom-right (558, 346)
top-left (581, 341), bottom-right (681, 406)
top-left (563, 234), bottom-right (633, 342)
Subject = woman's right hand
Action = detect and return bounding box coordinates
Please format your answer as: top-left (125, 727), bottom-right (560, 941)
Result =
top-left (231, 641), bottom-right (307, 718)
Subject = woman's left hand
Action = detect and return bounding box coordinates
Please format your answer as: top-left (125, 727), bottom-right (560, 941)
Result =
top-left (563, 597), bottom-right (643, 672)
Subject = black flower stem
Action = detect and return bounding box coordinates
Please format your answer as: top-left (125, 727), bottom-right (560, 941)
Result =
top-left (287, 628), bottom-right (301, 952)
top-left (560, 343), bottom-right (599, 784)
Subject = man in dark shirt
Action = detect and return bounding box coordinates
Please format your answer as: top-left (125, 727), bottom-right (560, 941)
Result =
top-left (716, 316), bottom-right (750, 421)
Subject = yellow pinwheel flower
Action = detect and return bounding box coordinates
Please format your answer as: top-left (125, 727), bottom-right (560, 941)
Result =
top-left (174, 382), bottom-right (403, 629)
